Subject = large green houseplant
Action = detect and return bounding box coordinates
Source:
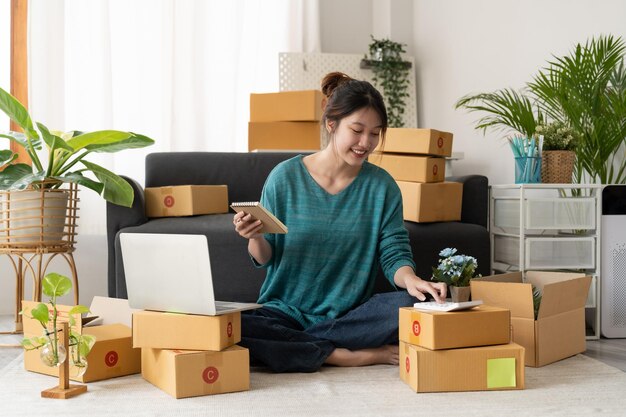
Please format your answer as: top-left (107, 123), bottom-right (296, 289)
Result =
top-left (0, 87), bottom-right (154, 207)
top-left (455, 35), bottom-right (626, 185)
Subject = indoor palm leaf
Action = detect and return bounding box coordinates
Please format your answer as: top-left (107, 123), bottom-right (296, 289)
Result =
top-left (455, 88), bottom-right (542, 138)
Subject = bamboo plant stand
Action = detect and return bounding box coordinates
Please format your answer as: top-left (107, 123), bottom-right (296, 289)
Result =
top-left (0, 184), bottom-right (79, 335)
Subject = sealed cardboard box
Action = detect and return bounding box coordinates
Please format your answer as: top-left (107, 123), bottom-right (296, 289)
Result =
top-left (400, 340), bottom-right (525, 393)
top-left (145, 185), bottom-right (228, 218)
top-left (376, 128), bottom-right (453, 157)
top-left (248, 121), bottom-right (322, 151)
top-left (369, 153), bottom-right (446, 183)
top-left (22, 297), bottom-right (141, 382)
top-left (470, 271), bottom-right (591, 367)
top-left (142, 345), bottom-right (249, 399)
top-left (133, 310), bottom-right (240, 351)
top-left (250, 90), bottom-right (323, 122)
top-left (397, 181), bottom-right (462, 223)
top-left (399, 305), bottom-right (510, 350)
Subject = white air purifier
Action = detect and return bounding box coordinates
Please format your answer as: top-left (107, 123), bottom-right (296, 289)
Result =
top-left (601, 185), bottom-right (626, 338)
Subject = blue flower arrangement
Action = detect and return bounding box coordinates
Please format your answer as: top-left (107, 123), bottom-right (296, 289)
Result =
top-left (431, 248), bottom-right (480, 287)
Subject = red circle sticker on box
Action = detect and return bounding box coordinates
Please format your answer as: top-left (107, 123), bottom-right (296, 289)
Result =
top-left (433, 164), bottom-right (438, 176)
top-left (405, 357), bottom-right (410, 373)
top-left (105, 351), bottom-right (119, 367)
top-left (227, 322), bottom-right (233, 337)
top-left (412, 320), bottom-right (421, 336)
top-left (163, 195), bottom-right (175, 208)
top-left (202, 366), bottom-right (219, 384)
top-left (437, 137), bottom-right (444, 148)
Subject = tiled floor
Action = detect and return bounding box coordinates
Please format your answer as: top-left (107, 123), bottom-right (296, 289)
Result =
top-left (1, 314), bottom-right (625, 371)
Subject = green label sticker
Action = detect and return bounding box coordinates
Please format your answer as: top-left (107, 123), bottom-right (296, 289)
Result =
top-left (487, 357), bottom-right (516, 389)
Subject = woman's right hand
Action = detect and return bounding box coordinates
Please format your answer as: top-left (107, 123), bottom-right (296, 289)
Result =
top-left (233, 211), bottom-right (264, 240)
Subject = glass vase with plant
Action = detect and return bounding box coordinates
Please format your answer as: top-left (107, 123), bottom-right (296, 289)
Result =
top-left (431, 248), bottom-right (481, 302)
top-left (21, 273), bottom-right (95, 378)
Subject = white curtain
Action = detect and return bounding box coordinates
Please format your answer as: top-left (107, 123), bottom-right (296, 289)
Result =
top-left (27, 0), bottom-right (321, 234)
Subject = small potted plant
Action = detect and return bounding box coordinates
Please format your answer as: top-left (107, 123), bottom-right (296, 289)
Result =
top-left (535, 121), bottom-right (578, 183)
top-left (21, 273), bottom-right (95, 379)
top-left (431, 248), bottom-right (481, 302)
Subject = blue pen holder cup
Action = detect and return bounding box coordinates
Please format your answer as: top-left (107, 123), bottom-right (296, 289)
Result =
top-left (514, 156), bottom-right (542, 184)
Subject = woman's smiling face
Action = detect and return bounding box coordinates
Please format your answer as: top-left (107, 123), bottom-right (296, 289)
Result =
top-left (327, 106), bottom-right (382, 167)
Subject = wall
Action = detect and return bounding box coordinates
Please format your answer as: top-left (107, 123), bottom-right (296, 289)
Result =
top-left (413, 0), bottom-right (626, 181)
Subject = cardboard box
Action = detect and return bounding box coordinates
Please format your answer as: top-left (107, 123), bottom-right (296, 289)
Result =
top-left (144, 185), bottom-right (228, 218)
top-left (248, 121), bottom-right (322, 151)
top-left (376, 128), bottom-right (453, 157)
top-left (400, 341), bottom-right (525, 393)
top-left (132, 310), bottom-right (241, 351)
top-left (22, 297), bottom-right (141, 382)
top-left (470, 271), bottom-right (592, 367)
top-left (142, 345), bottom-right (249, 399)
top-left (369, 153), bottom-right (445, 183)
top-left (396, 181), bottom-right (462, 223)
top-left (250, 90), bottom-right (323, 122)
top-left (399, 305), bottom-right (510, 350)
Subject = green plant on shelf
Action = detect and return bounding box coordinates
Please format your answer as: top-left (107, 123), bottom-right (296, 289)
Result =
top-left (366, 36), bottom-right (410, 128)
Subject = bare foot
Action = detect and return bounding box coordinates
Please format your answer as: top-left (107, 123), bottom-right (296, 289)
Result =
top-left (325, 345), bottom-right (399, 367)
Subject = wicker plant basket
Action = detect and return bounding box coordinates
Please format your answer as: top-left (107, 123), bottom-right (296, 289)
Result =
top-left (0, 182), bottom-right (79, 251)
top-left (541, 150), bottom-right (576, 184)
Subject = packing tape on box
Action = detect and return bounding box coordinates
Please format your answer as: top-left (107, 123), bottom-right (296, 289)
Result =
top-left (202, 351), bottom-right (225, 395)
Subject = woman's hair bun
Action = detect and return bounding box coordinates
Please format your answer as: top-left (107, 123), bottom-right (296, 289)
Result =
top-left (321, 72), bottom-right (353, 98)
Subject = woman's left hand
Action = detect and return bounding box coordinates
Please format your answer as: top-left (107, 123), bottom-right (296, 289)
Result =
top-left (394, 266), bottom-right (447, 302)
top-left (404, 276), bottom-right (447, 302)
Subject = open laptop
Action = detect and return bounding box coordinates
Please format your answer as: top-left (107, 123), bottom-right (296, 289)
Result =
top-left (120, 233), bottom-right (262, 316)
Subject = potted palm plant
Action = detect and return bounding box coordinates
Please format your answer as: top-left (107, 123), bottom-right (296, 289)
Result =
top-left (0, 87), bottom-right (154, 247)
top-left (455, 35), bottom-right (626, 186)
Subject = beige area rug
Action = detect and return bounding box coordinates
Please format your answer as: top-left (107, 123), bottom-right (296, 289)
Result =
top-left (1, 353), bottom-right (625, 417)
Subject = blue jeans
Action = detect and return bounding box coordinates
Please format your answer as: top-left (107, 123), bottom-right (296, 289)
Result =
top-left (240, 291), bottom-right (416, 373)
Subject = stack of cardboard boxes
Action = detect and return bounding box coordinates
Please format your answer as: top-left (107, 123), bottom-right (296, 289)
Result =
top-left (248, 90), bottom-right (324, 152)
top-left (370, 128), bottom-right (462, 223)
top-left (398, 304), bottom-right (525, 392)
top-left (133, 310), bottom-right (249, 399)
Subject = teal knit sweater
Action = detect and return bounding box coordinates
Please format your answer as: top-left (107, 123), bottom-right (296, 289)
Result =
top-left (256, 155), bottom-right (415, 328)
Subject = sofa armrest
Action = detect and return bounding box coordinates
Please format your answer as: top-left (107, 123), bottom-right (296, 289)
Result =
top-left (106, 176), bottom-right (148, 297)
top-left (446, 175), bottom-right (488, 228)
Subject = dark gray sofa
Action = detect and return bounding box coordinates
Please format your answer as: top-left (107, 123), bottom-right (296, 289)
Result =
top-left (107, 152), bottom-right (490, 301)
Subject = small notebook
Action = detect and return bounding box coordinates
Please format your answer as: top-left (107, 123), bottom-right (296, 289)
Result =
top-left (230, 201), bottom-right (288, 234)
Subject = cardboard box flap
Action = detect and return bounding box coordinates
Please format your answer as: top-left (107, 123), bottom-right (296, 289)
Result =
top-left (472, 272), bottom-right (523, 284)
top-left (535, 275), bottom-right (592, 319)
top-left (83, 323), bottom-right (131, 341)
top-left (470, 275), bottom-right (534, 319)
top-left (89, 296), bottom-right (139, 328)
